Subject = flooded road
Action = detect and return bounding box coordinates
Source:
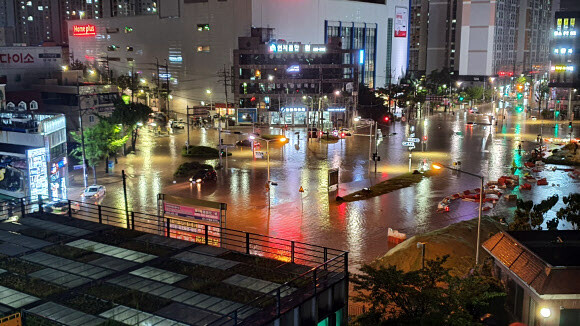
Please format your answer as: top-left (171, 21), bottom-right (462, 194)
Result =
top-left (69, 110), bottom-right (580, 271)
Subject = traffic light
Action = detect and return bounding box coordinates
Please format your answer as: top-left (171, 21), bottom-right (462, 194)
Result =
top-left (459, 96), bottom-right (464, 101)
top-left (384, 116), bottom-right (390, 122)
top-left (423, 136), bottom-right (428, 141)
top-left (516, 105), bottom-right (523, 113)
top-left (517, 93), bottom-right (523, 100)
top-left (569, 121), bottom-right (573, 128)
top-left (555, 111), bottom-right (560, 117)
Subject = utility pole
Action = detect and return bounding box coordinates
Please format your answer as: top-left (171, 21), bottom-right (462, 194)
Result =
top-left (131, 66), bottom-right (135, 104)
top-left (77, 77), bottom-right (88, 188)
top-left (155, 57), bottom-right (160, 110)
top-left (165, 59), bottom-right (170, 118)
top-left (217, 65), bottom-right (233, 128)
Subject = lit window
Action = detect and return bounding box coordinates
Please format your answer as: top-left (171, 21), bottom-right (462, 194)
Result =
top-left (26, 1), bottom-right (31, 5)
top-left (86, 0), bottom-right (92, 3)
top-left (197, 24), bottom-right (210, 31)
top-left (124, 26), bottom-right (133, 33)
top-left (554, 48), bottom-right (559, 54)
top-left (38, 5), bottom-right (43, 10)
top-left (569, 49), bottom-right (574, 54)
top-left (27, 16), bottom-right (33, 21)
top-left (197, 45), bottom-right (210, 52)
top-left (126, 46), bottom-right (133, 51)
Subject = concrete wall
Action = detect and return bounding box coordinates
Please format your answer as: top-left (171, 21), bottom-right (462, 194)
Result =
top-left (0, 46), bottom-right (64, 90)
top-left (458, 0), bottom-right (495, 76)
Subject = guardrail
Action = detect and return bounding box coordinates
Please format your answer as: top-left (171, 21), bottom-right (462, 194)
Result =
top-left (1, 195), bottom-right (348, 324)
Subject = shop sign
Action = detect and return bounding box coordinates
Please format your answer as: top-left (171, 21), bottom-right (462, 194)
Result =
top-left (269, 43), bottom-right (326, 53)
top-left (73, 24), bottom-right (96, 36)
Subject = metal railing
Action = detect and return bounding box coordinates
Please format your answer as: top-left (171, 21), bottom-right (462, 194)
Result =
top-left (1, 196), bottom-right (348, 324)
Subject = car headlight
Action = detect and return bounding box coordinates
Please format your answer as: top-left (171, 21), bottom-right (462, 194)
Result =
top-left (196, 179), bottom-right (202, 183)
top-left (189, 178), bottom-right (193, 182)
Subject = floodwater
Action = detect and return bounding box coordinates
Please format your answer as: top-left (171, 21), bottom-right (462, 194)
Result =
top-left (69, 109), bottom-right (579, 271)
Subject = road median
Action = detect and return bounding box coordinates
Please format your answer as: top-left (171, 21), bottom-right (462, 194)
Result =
top-left (336, 170), bottom-right (434, 203)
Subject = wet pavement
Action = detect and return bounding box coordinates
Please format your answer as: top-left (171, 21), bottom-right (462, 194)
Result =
top-left (68, 108), bottom-right (580, 271)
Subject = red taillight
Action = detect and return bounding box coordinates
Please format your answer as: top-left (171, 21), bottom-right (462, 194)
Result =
top-left (384, 117), bottom-right (389, 122)
top-left (445, 206), bottom-right (450, 212)
top-left (341, 133), bottom-right (345, 137)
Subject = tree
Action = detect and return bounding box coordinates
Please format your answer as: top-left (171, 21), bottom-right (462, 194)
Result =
top-left (70, 120), bottom-right (128, 183)
top-left (465, 86), bottom-right (484, 103)
top-left (115, 75), bottom-right (134, 93)
top-left (509, 195), bottom-right (559, 231)
top-left (358, 84), bottom-right (387, 121)
top-left (351, 256), bottom-right (506, 325)
top-left (108, 101), bottom-right (152, 152)
top-left (557, 193), bottom-right (580, 229)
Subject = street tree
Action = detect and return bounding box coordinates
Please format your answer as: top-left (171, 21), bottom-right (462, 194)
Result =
top-left (109, 101), bottom-right (152, 152)
top-left (426, 68), bottom-right (451, 95)
top-left (70, 120), bottom-right (128, 183)
top-left (465, 86), bottom-right (484, 103)
top-left (115, 75), bottom-right (133, 93)
top-left (509, 195), bottom-right (559, 231)
top-left (358, 84), bottom-right (387, 121)
top-left (351, 256), bottom-right (506, 325)
top-left (557, 193), bottom-right (580, 230)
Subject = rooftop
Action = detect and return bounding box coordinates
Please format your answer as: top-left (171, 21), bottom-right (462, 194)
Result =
top-left (0, 198), bottom-right (347, 325)
top-left (0, 112), bottom-right (65, 135)
top-left (483, 231), bottom-right (580, 295)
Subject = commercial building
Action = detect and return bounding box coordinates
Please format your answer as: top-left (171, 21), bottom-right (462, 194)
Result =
top-left (0, 46), bottom-right (64, 91)
top-left (483, 231), bottom-right (580, 326)
top-left (408, 0), bottom-right (555, 79)
top-left (549, 11), bottom-right (579, 120)
top-left (0, 112), bottom-right (68, 200)
top-left (66, 0), bottom-right (410, 116)
top-left (234, 29), bottom-right (358, 127)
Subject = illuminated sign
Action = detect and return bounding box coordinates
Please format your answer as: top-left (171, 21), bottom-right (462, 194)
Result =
top-left (327, 107), bottom-right (346, 112)
top-left (73, 24), bottom-right (96, 36)
top-left (168, 55), bottom-right (182, 62)
top-left (286, 65), bottom-right (300, 73)
top-left (27, 148), bottom-right (48, 198)
top-left (281, 107), bottom-right (306, 112)
top-left (359, 49), bottom-right (365, 64)
top-left (159, 73), bottom-right (171, 79)
top-left (551, 65), bottom-right (574, 72)
top-left (269, 43), bottom-right (326, 53)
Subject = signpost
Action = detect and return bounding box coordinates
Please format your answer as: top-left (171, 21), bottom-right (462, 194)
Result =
top-left (402, 141), bottom-right (414, 147)
top-left (402, 141), bottom-right (415, 172)
top-left (407, 138), bottom-right (420, 143)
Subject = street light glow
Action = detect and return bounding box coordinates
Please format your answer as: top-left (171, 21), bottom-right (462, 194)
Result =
top-left (334, 90), bottom-right (341, 96)
top-left (432, 163), bottom-right (443, 170)
top-left (279, 137), bottom-right (287, 142)
top-left (206, 89), bottom-right (212, 94)
top-left (540, 307), bottom-right (551, 318)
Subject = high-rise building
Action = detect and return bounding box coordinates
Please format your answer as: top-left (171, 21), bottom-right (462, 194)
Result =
top-left (409, 0), bottom-right (556, 79)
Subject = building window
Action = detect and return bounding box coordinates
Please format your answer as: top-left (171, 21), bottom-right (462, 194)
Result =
top-left (197, 24), bottom-right (210, 31)
top-left (126, 46), bottom-right (133, 51)
top-left (89, 115), bottom-right (95, 123)
top-left (197, 45), bottom-right (210, 52)
top-left (107, 45), bottom-right (118, 51)
top-left (30, 101), bottom-right (38, 110)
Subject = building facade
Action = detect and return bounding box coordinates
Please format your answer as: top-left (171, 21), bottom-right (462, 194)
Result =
top-left (66, 0), bottom-right (409, 116)
top-left (409, 0), bottom-right (555, 79)
top-left (483, 231), bottom-right (580, 326)
top-left (549, 11), bottom-right (580, 89)
top-left (0, 112), bottom-right (68, 200)
top-left (0, 46), bottom-right (63, 91)
top-left (234, 30), bottom-right (358, 127)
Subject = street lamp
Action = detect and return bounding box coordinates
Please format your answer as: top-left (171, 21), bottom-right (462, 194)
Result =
top-left (249, 135), bottom-right (287, 210)
top-left (417, 242), bottom-right (426, 269)
top-left (432, 163), bottom-right (484, 265)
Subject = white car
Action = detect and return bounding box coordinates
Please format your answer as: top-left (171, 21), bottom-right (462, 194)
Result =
top-left (83, 185), bottom-right (106, 198)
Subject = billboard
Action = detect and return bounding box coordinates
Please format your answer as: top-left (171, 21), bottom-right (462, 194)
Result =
top-left (159, 194), bottom-right (227, 246)
top-left (394, 7), bottom-right (408, 38)
top-left (27, 148), bottom-right (48, 198)
top-left (237, 108), bottom-right (257, 124)
top-left (0, 47), bottom-right (63, 69)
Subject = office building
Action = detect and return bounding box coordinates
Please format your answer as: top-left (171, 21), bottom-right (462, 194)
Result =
top-left (234, 30), bottom-right (358, 126)
top-left (549, 11), bottom-right (580, 89)
top-left (408, 0), bottom-right (555, 79)
top-left (66, 0), bottom-right (410, 116)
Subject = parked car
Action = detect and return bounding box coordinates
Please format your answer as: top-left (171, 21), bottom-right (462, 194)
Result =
top-left (308, 127), bottom-right (319, 138)
top-left (236, 139), bottom-right (252, 147)
top-left (44, 200), bottom-right (80, 215)
top-left (171, 119), bottom-right (185, 129)
top-left (82, 185), bottom-right (106, 198)
top-left (189, 169), bottom-right (217, 184)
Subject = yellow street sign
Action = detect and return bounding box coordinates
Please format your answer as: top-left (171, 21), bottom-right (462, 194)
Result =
top-left (299, 186), bottom-right (304, 193)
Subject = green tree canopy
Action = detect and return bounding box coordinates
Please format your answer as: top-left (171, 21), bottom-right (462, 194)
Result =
top-left (70, 120), bottom-right (128, 182)
top-left (557, 193), bottom-right (580, 229)
top-left (510, 195), bottom-right (559, 231)
top-left (108, 101), bottom-right (152, 152)
top-left (351, 256), bottom-right (506, 325)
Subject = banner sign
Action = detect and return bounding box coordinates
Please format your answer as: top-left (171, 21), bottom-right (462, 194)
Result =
top-left (394, 7), bottom-right (408, 37)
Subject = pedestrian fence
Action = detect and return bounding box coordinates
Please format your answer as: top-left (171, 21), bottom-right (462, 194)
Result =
top-left (1, 195), bottom-right (349, 325)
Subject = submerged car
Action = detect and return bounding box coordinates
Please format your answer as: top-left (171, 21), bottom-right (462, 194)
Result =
top-left (44, 200), bottom-right (80, 215)
top-left (82, 185), bottom-right (106, 198)
top-left (189, 169), bottom-right (217, 184)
